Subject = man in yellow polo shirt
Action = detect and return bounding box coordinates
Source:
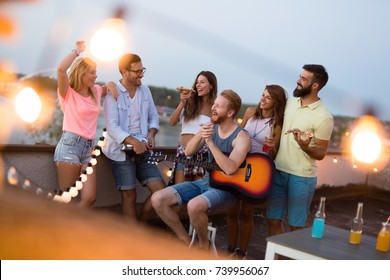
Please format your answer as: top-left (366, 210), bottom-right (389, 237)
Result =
top-left (266, 64), bottom-right (334, 236)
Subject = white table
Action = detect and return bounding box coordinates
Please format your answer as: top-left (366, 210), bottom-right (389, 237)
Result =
top-left (265, 225), bottom-right (390, 260)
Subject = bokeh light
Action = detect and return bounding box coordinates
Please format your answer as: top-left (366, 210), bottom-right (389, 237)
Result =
top-left (89, 18), bottom-right (127, 62)
top-left (342, 114), bottom-right (388, 172)
top-left (14, 87), bottom-right (42, 123)
top-left (351, 131), bottom-right (382, 163)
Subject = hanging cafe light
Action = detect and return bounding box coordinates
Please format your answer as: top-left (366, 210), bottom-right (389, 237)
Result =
top-left (341, 114), bottom-right (389, 172)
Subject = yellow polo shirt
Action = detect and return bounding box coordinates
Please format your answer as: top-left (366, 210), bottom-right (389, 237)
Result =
top-left (275, 97), bottom-right (334, 177)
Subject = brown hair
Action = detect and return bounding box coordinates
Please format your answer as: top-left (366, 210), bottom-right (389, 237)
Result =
top-left (118, 53), bottom-right (141, 74)
top-left (253, 84), bottom-right (287, 128)
top-left (220, 89), bottom-right (241, 119)
top-left (183, 71), bottom-right (218, 121)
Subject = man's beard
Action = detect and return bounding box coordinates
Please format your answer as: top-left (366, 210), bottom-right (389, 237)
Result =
top-left (293, 84), bottom-right (312, 98)
top-left (211, 113), bottom-right (227, 124)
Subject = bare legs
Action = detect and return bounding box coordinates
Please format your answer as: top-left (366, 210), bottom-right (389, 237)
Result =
top-left (151, 188), bottom-right (191, 244)
top-left (55, 162), bottom-right (96, 207)
top-left (121, 181), bottom-right (165, 224)
top-left (187, 196), bottom-right (209, 250)
top-left (267, 218), bottom-right (303, 236)
top-left (140, 181), bottom-right (165, 221)
top-left (227, 200), bottom-right (254, 256)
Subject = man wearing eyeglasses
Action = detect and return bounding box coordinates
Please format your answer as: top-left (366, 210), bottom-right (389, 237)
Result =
top-left (103, 53), bottom-right (165, 224)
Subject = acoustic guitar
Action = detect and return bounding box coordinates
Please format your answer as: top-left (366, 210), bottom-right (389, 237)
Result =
top-left (148, 152), bottom-right (275, 199)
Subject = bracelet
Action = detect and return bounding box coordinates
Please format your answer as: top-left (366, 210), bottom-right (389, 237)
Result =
top-left (72, 49), bottom-right (80, 56)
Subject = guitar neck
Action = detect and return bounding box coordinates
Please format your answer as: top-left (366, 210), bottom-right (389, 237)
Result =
top-left (162, 154), bottom-right (222, 171)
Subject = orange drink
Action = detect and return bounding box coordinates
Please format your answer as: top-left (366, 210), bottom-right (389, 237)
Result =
top-left (349, 230), bottom-right (362, 245)
top-left (376, 230), bottom-right (389, 252)
top-left (376, 222), bottom-right (390, 253)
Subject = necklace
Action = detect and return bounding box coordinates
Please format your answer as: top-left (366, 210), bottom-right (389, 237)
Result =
top-left (252, 118), bottom-right (271, 137)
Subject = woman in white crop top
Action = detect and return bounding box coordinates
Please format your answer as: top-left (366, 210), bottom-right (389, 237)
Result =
top-left (169, 71), bottom-right (218, 185)
top-left (226, 84), bottom-right (287, 259)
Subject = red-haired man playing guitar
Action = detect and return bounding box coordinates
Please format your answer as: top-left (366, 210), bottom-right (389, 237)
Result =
top-left (151, 89), bottom-right (251, 252)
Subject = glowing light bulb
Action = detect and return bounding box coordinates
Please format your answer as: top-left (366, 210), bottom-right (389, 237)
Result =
top-left (53, 190), bottom-right (63, 202)
top-left (69, 187), bottom-right (78, 198)
top-left (351, 131), bottom-right (382, 163)
top-left (97, 137), bottom-right (105, 147)
top-left (102, 128), bottom-right (107, 138)
top-left (80, 171), bottom-right (88, 183)
top-left (90, 155), bottom-right (97, 166)
top-left (90, 18), bottom-right (127, 62)
top-left (15, 87), bottom-right (42, 122)
top-left (94, 147), bottom-right (101, 156)
top-left (7, 166), bottom-right (18, 185)
top-left (22, 179), bottom-right (31, 189)
top-left (46, 192), bottom-right (53, 199)
top-left (86, 163), bottom-right (93, 174)
top-left (333, 157), bottom-right (338, 163)
top-left (61, 191), bottom-right (72, 203)
top-left (75, 180), bottom-right (83, 190)
top-left (167, 168), bottom-right (173, 177)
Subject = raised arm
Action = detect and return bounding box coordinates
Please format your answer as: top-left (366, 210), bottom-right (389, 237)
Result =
top-left (169, 89), bottom-right (192, 126)
top-left (57, 41), bottom-right (85, 98)
top-left (169, 101), bottom-right (184, 126)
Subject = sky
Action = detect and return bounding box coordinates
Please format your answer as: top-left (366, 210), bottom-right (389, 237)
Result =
top-left (1, 0), bottom-right (390, 120)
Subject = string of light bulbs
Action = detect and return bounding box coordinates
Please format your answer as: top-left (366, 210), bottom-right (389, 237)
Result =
top-left (331, 154), bottom-right (379, 173)
top-left (5, 128), bottom-right (108, 203)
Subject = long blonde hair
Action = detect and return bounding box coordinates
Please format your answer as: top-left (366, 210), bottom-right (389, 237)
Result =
top-left (68, 57), bottom-right (97, 103)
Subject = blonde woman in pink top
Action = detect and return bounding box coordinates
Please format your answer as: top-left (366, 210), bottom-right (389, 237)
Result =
top-left (54, 40), bottom-right (117, 207)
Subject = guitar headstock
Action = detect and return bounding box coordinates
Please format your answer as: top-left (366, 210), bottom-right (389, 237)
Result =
top-left (147, 151), bottom-right (167, 165)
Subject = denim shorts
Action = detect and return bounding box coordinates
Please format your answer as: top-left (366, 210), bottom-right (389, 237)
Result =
top-left (266, 170), bottom-right (317, 227)
top-left (109, 152), bottom-right (163, 190)
top-left (54, 131), bottom-right (94, 165)
top-left (168, 175), bottom-right (237, 212)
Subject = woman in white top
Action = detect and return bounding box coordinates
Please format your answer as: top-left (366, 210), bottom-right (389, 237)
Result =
top-left (227, 84), bottom-right (287, 259)
top-left (169, 71), bottom-right (217, 185)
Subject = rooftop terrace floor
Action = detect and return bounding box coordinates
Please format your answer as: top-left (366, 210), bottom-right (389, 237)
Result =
top-left (98, 184), bottom-right (390, 260)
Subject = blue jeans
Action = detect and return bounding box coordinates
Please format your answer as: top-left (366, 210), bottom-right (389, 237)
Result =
top-left (168, 175), bottom-right (237, 212)
top-left (54, 131), bottom-right (94, 165)
top-left (109, 152), bottom-right (163, 190)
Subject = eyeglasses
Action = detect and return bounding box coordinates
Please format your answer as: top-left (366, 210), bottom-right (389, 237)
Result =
top-left (128, 67), bottom-right (146, 76)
